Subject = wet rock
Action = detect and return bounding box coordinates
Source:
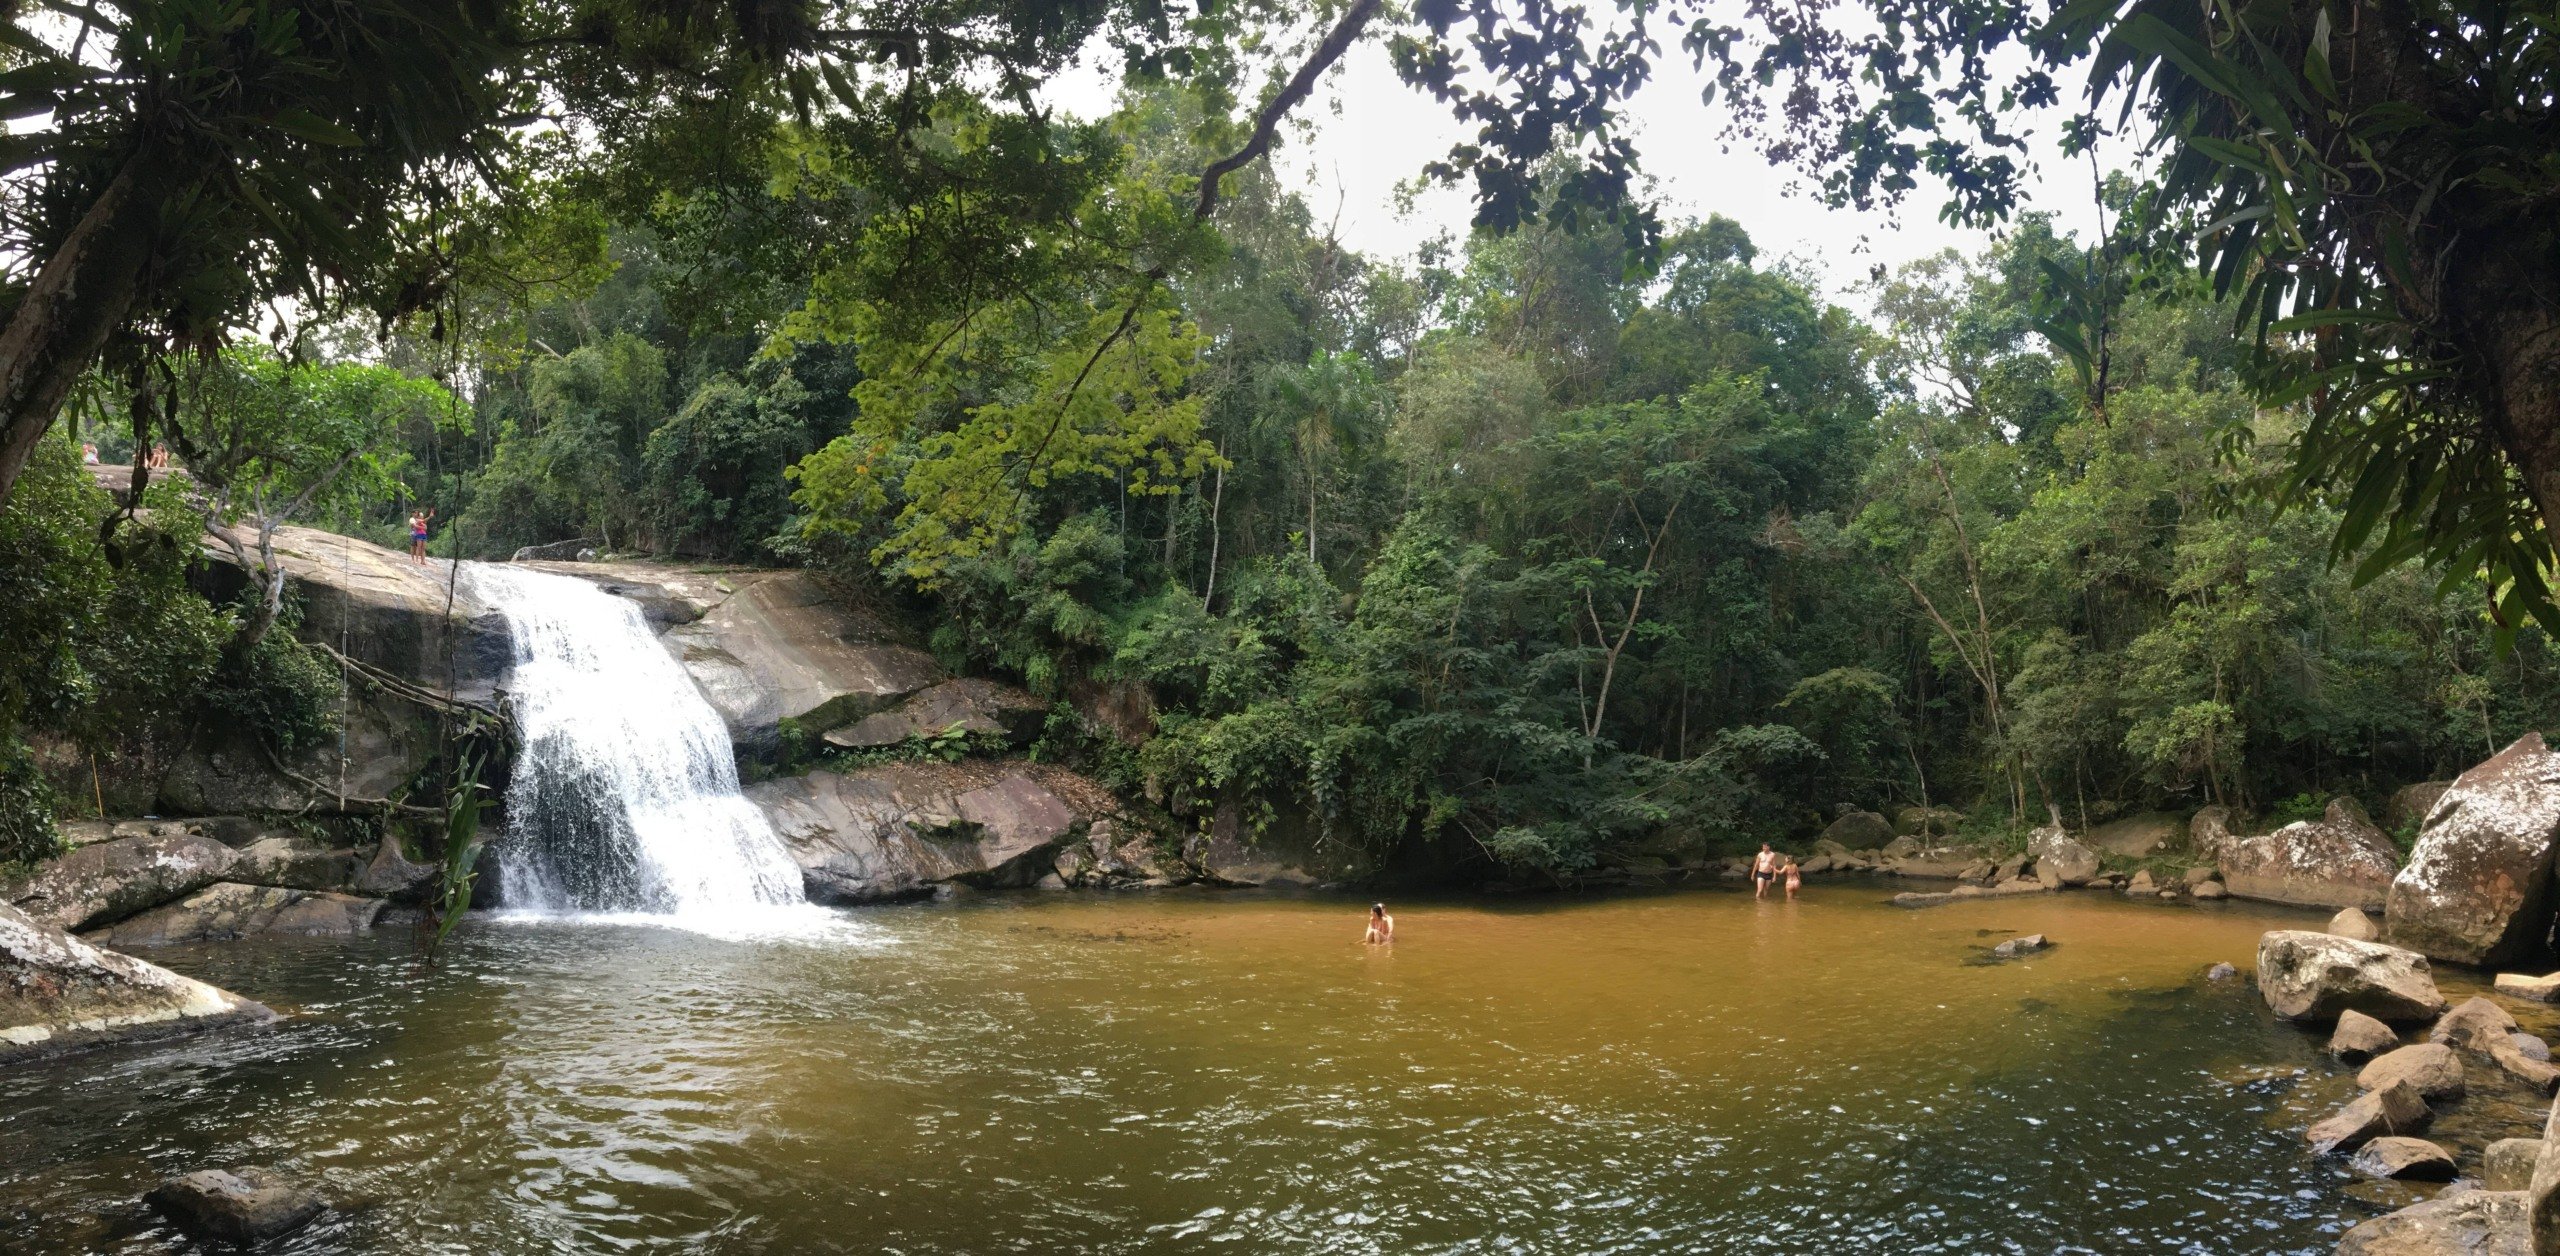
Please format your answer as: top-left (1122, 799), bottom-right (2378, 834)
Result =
top-left (2488, 1040), bottom-right (2560, 1094)
top-left (0, 902), bottom-right (271, 1063)
top-left (2207, 962), bottom-right (2240, 982)
top-left (2256, 931), bottom-right (2448, 1023)
top-left (821, 678), bottom-right (1047, 750)
top-left (145, 1167), bottom-right (323, 1242)
top-left (1889, 881), bottom-right (2049, 908)
top-left (230, 837), bottom-right (362, 892)
top-left (751, 763), bottom-right (1086, 903)
top-left (2126, 869), bottom-right (2158, 894)
top-left (2333, 1010), bottom-right (2402, 1062)
top-left (2335, 1188), bottom-right (2528, 1255)
top-left (2333, 908), bottom-right (2384, 941)
top-left (2308, 1079), bottom-right (2434, 1155)
top-left (2358, 1044), bottom-right (2466, 1100)
top-left (2486, 1139), bottom-right (2544, 1192)
top-left (2385, 734), bottom-right (2560, 967)
top-left (2090, 811), bottom-right (2185, 857)
top-left (2182, 866), bottom-right (2220, 886)
top-left (2432, 997), bottom-right (2523, 1053)
top-left (351, 839), bottom-right (438, 904)
top-left (2192, 881), bottom-right (2228, 900)
top-left (2218, 798), bottom-right (2399, 912)
top-left (1956, 858), bottom-right (1998, 884)
top-left (2, 832), bottom-right (238, 932)
top-left (1990, 934), bottom-right (2050, 959)
top-left (2499, 972), bottom-right (2560, 1003)
top-left (2027, 825), bottom-right (2101, 886)
top-left (2529, 1099), bottom-right (2560, 1245)
top-left (2386, 781), bottom-right (2456, 835)
top-left (2352, 1136), bottom-right (2460, 1181)
top-left (87, 883), bottom-right (385, 947)
top-left (1822, 808), bottom-right (1895, 849)
top-left (2191, 805), bottom-right (2240, 862)
top-left (2515, 1034), bottom-right (2554, 1063)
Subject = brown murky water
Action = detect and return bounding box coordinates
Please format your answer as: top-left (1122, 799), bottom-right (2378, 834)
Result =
top-left (1, 883), bottom-right (2536, 1253)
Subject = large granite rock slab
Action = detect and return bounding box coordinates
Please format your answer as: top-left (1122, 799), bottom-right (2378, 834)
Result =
top-left (89, 883), bottom-right (385, 947)
top-left (2386, 734), bottom-right (2560, 967)
top-left (823, 678), bottom-right (1046, 749)
top-left (2257, 930), bottom-right (2448, 1023)
top-left (748, 762), bottom-right (1090, 903)
top-left (2385, 780), bottom-right (2456, 834)
top-left (0, 901), bottom-right (271, 1063)
top-left (2218, 798), bottom-right (2400, 911)
top-left (228, 837), bottom-right (362, 892)
top-left (3, 833), bottom-right (237, 932)
top-left (1197, 804), bottom-right (1319, 889)
top-left (657, 571), bottom-right (939, 753)
top-left (2335, 1188), bottom-right (2528, 1255)
top-left (199, 524), bottom-right (509, 706)
top-left (2027, 825), bottom-right (2101, 885)
top-left (2088, 811), bottom-right (2183, 857)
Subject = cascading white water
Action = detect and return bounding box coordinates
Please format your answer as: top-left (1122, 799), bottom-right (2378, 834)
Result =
top-left (467, 563), bottom-right (806, 926)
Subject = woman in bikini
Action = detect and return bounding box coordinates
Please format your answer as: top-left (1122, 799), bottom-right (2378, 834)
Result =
top-left (1783, 857), bottom-right (1803, 900)
top-left (409, 508), bottom-right (434, 564)
top-left (1363, 903), bottom-right (1394, 945)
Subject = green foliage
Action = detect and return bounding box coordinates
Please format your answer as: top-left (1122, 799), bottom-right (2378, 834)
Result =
top-left (427, 748), bottom-right (492, 964)
top-left (0, 735), bottom-right (61, 870)
top-left (199, 618), bottom-right (341, 758)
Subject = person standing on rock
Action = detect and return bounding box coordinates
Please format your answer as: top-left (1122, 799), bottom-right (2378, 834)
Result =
top-left (1364, 903), bottom-right (1394, 945)
top-left (1753, 844), bottom-right (1781, 898)
top-left (409, 508), bottom-right (435, 564)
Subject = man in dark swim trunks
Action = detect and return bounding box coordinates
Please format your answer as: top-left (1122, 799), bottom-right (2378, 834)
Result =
top-left (1753, 843), bottom-right (1781, 899)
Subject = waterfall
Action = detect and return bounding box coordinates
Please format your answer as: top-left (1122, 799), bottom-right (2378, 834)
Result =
top-left (467, 563), bottom-right (806, 925)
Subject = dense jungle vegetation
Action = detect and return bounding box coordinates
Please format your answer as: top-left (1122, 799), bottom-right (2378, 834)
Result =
top-left (5, 1), bottom-right (2557, 881)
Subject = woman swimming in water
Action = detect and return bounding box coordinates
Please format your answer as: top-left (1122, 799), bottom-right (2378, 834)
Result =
top-left (1363, 903), bottom-right (1394, 945)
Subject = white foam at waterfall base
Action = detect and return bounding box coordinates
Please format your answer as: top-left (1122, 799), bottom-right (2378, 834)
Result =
top-left (467, 563), bottom-right (858, 941)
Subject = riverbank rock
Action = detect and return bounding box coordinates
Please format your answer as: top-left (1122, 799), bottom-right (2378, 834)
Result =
top-left (0, 902), bottom-right (271, 1063)
top-left (1196, 806), bottom-right (1320, 889)
top-left (2334, 1189), bottom-right (2528, 1255)
top-left (1886, 845), bottom-right (1987, 880)
top-left (3, 832), bottom-right (237, 932)
top-left (2487, 1139), bottom-right (2544, 1191)
top-left (2126, 869), bottom-right (2158, 894)
top-left (2028, 825), bottom-right (2101, 886)
top-left (749, 762), bottom-right (1093, 902)
top-left (2308, 1079), bottom-right (2433, 1154)
top-left (2352, 1137), bottom-right (2459, 1181)
top-left (2218, 798), bottom-right (2400, 911)
top-left (1891, 805), bottom-right (1963, 838)
top-left (2333, 1010), bottom-right (2401, 1062)
top-left (2257, 931), bottom-right (2448, 1023)
top-left (2334, 908), bottom-right (2383, 941)
top-left (652, 570), bottom-right (939, 754)
top-left (2432, 998), bottom-right (2523, 1053)
top-left (1990, 934), bottom-right (2050, 959)
top-left (821, 678), bottom-right (1046, 750)
top-left (88, 884), bottom-right (385, 947)
top-left (2386, 781), bottom-right (2456, 835)
top-left (2193, 880), bottom-right (2228, 899)
top-left (1054, 819), bottom-right (1186, 888)
top-left (2499, 972), bottom-right (2560, 1003)
top-left (1889, 881), bottom-right (2050, 908)
top-left (2090, 811), bottom-right (2184, 857)
top-left (2386, 734), bottom-right (2560, 968)
top-left (230, 837), bottom-right (362, 893)
top-left (2359, 1044), bottom-right (2466, 1100)
top-left (350, 839), bottom-right (438, 903)
top-left (145, 1167), bottom-right (323, 1242)
top-left (1821, 808), bottom-right (1895, 849)
top-left (2191, 805), bottom-right (2239, 862)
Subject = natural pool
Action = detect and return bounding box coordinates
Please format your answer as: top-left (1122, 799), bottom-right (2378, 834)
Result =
top-left (2, 882), bottom-right (2527, 1254)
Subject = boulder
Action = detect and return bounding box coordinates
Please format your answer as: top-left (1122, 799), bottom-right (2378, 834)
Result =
top-left (748, 762), bottom-right (1088, 903)
top-left (2088, 811), bottom-right (2184, 857)
top-left (2181, 866), bottom-right (2220, 886)
top-left (1879, 834), bottom-right (1924, 859)
top-left (2191, 805), bottom-right (2240, 862)
top-left (1990, 934), bottom-right (2051, 959)
top-left (2335, 1189), bottom-right (2529, 1255)
top-left (88, 884), bottom-right (385, 947)
top-left (2126, 869), bottom-right (2158, 894)
top-left (2433, 997), bottom-right (2524, 1053)
top-left (0, 901), bottom-right (272, 1063)
top-left (2333, 907), bottom-right (2383, 941)
top-left (1821, 809), bottom-right (1896, 850)
top-left (821, 678), bottom-right (1048, 750)
top-left (2256, 931), bottom-right (2448, 1023)
top-left (3, 833), bottom-right (236, 932)
top-left (2488, 1139), bottom-right (2545, 1192)
top-left (2218, 798), bottom-right (2400, 911)
top-left (350, 839), bottom-right (438, 903)
top-left (1886, 845), bottom-right (1986, 880)
top-left (145, 1167), bottom-right (323, 1242)
top-left (2386, 734), bottom-right (2560, 968)
top-left (2385, 780), bottom-right (2456, 835)
top-left (1889, 881), bottom-right (2049, 908)
top-left (2332, 1010), bottom-right (2401, 1062)
top-left (650, 569), bottom-right (941, 754)
top-left (229, 837), bottom-right (362, 892)
top-left (2207, 962), bottom-right (2239, 981)
top-left (1197, 805), bottom-right (1320, 889)
top-left (2490, 1040), bottom-right (2560, 1094)
top-left (2351, 1136), bottom-right (2459, 1181)
top-left (2518, 1034), bottom-right (2557, 1063)
top-left (2358, 1043), bottom-right (2466, 1100)
top-left (2192, 881), bottom-right (2228, 900)
top-left (2499, 972), bottom-right (2560, 1003)
top-left (2529, 1098), bottom-right (2560, 1248)
top-left (1891, 805), bottom-right (1963, 838)
top-left (2307, 1079), bottom-right (2433, 1155)
top-left (510, 537), bottom-right (598, 562)
top-left (2027, 825), bottom-right (2101, 885)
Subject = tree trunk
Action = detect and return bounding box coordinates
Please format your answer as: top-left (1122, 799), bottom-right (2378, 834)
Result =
top-left (0, 149), bottom-right (170, 514)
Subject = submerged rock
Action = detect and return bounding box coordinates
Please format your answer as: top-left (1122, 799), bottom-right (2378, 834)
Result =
top-left (2256, 931), bottom-right (2447, 1023)
top-left (2358, 1043), bottom-right (2466, 1100)
top-left (1989, 934), bottom-right (2050, 959)
top-left (2333, 908), bottom-right (2383, 941)
top-left (2385, 734), bottom-right (2560, 967)
top-left (1889, 881), bottom-right (2048, 908)
top-left (2351, 1136), bottom-right (2459, 1181)
top-left (2, 833), bottom-right (237, 932)
top-left (88, 883), bottom-right (385, 947)
top-left (2218, 798), bottom-right (2399, 912)
top-left (2207, 962), bottom-right (2240, 982)
top-left (2334, 1188), bottom-right (2528, 1255)
top-left (2486, 1138), bottom-right (2543, 1192)
top-left (2331, 1010), bottom-right (2401, 1062)
top-left (2307, 1079), bottom-right (2433, 1155)
top-left (146, 1167), bottom-right (323, 1242)
top-left (0, 902), bottom-right (271, 1063)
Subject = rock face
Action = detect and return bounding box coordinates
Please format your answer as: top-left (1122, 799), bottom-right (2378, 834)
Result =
top-left (2027, 825), bottom-right (2101, 885)
top-left (0, 902), bottom-right (271, 1063)
top-left (2307, 1079), bottom-right (2433, 1155)
top-left (2333, 908), bottom-right (2383, 941)
top-left (89, 884), bottom-right (385, 947)
top-left (2350, 1136), bottom-right (2458, 1181)
top-left (2386, 734), bottom-right (2560, 968)
top-left (1197, 805), bottom-right (1321, 888)
top-left (2358, 1043), bottom-right (2466, 1100)
top-left (146, 1167), bottom-right (324, 1242)
top-left (636, 568), bottom-right (940, 754)
top-left (2335, 1189), bottom-right (2529, 1255)
top-left (2256, 931), bottom-right (2449, 1023)
top-left (229, 837), bottom-right (362, 892)
top-left (350, 839), bottom-right (438, 903)
top-left (2191, 805), bottom-right (2240, 862)
top-left (748, 762), bottom-right (1092, 903)
top-left (822, 678), bottom-right (1046, 749)
top-left (1053, 819), bottom-right (1187, 888)
top-left (1821, 808), bottom-right (1896, 850)
top-left (2089, 811), bottom-right (2184, 857)
top-left (2487, 1139), bottom-right (2544, 1192)
top-left (201, 524), bottom-right (509, 706)
top-left (2385, 780), bottom-right (2456, 835)
top-left (3, 833), bottom-right (237, 932)
top-left (2332, 1010), bottom-right (2400, 1062)
top-left (2217, 798), bottom-right (2400, 911)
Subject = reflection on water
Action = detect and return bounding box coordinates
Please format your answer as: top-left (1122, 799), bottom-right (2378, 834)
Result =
top-left (0, 884), bottom-right (2510, 1253)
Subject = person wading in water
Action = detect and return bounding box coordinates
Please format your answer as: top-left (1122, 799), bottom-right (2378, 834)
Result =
top-left (1752, 844), bottom-right (1781, 899)
top-left (1783, 857), bottom-right (1803, 900)
top-left (409, 508), bottom-right (435, 564)
top-left (1364, 903), bottom-right (1394, 945)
